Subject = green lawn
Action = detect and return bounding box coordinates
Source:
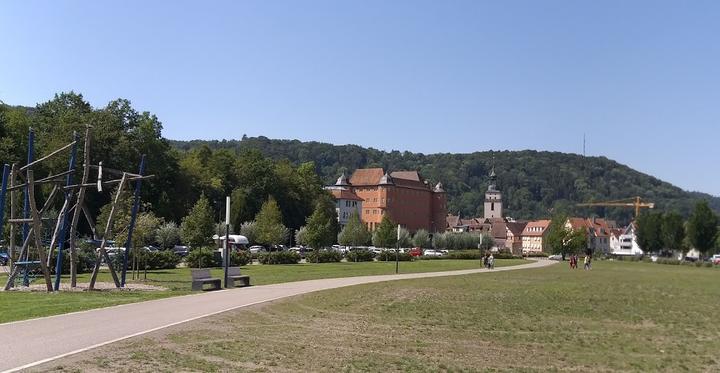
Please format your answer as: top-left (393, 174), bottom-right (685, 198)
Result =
top-left (0, 259), bottom-right (525, 323)
top-left (35, 260), bottom-right (720, 372)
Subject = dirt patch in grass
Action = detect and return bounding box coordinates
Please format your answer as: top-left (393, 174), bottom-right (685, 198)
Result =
top-left (32, 261), bottom-right (720, 372)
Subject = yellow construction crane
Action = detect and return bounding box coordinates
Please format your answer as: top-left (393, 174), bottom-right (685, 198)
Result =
top-left (577, 196), bottom-right (655, 218)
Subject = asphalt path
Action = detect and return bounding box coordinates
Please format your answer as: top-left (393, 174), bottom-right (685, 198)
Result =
top-left (0, 259), bottom-right (556, 372)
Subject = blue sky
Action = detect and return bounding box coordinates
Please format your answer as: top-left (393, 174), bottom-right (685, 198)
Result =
top-left (1, 1), bottom-right (719, 196)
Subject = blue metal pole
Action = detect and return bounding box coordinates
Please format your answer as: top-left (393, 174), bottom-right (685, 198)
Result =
top-left (22, 129), bottom-right (34, 286)
top-left (54, 132), bottom-right (78, 291)
top-left (121, 155), bottom-right (146, 287)
top-left (0, 164), bottom-right (10, 247)
top-left (22, 129), bottom-right (34, 247)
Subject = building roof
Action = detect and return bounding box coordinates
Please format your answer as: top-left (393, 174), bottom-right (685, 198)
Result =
top-left (506, 221), bottom-right (528, 236)
top-left (329, 188), bottom-right (364, 201)
top-left (490, 220), bottom-right (508, 239)
top-left (524, 220), bottom-right (551, 236)
top-left (379, 172), bottom-right (394, 185)
top-left (390, 171), bottom-right (421, 182)
top-left (335, 173), bottom-right (350, 186)
top-left (349, 168), bottom-right (385, 186)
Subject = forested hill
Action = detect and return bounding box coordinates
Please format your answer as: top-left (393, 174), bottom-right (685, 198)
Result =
top-left (170, 137), bottom-right (720, 224)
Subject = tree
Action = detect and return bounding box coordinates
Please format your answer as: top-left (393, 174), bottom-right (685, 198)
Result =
top-left (480, 234), bottom-right (495, 251)
top-left (372, 215), bottom-right (398, 249)
top-left (155, 222), bottom-right (181, 249)
top-left (240, 221), bottom-right (258, 244)
top-left (304, 196), bottom-right (339, 258)
top-left (295, 226), bottom-right (308, 246)
top-left (412, 229), bottom-right (431, 249)
top-left (546, 215), bottom-right (588, 259)
top-left (255, 197), bottom-right (288, 246)
top-left (215, 222), bottom-right (234, 237)
top-left (338, 211), bottom-right (371, 247)
top-left (636, 212), bottom-right (663, 254)
top-left (687, 200), bottom-right (719, 256)
top-left (661, 212), bottom-right (685, 255)
top-left (397, 227), bottom-right (412, 247)
top-left (180, 195), bottom-right (215, 249)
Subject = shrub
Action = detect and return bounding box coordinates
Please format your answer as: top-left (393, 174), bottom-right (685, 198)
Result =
top-left (305, 250), bottom-right (343, 263)
top-left (656, 258), bottom-right (681, 265)
top-left (703, 262), bottom-right (713, 268)
top-left (447, 250), bottom-right (482, 260)
top-left (258, 251), bottom-right (301, 264)
top-left (49, 248), bottom-right (96, 274)
top-left (346, 250), bottom-right (375, 262)
top-left (186, 249), bottom-right (221, 268)
top-left (230, 250), bottom-right (251, 266)
top-left (493, 250), bottom-right (516, 260)
top-left (377, 250), bottom-right (412, 262)
top-left (139, 250), bottom-right (182, 270)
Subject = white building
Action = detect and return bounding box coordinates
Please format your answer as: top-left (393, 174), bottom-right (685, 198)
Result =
top-left (613, 224), bottom-right (643, 256)
top-left (326, 174), bottom-right (364, 229)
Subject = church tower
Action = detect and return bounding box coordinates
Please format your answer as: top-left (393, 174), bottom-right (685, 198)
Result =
top-left (483, 165), bottom-right (503, 219)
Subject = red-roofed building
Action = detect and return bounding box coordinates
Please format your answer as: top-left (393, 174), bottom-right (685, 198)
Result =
top-left (522, 220), bottom-right (551, 253)
top-left (326, 184), bottom-right (364, 229)
top-left (329, 168), bottom-right (447, 232)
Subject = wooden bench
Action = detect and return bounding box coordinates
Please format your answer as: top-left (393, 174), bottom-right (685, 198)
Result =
top-left (191, 268), bottom-right (221, 291)
top-left (227, 266), bottom-right (251, 287)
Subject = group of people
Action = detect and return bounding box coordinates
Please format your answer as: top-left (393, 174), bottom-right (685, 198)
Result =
top-left (568, 254), bottom-right (592, 270)
top-left (483, 253), bottom-right (495, 269)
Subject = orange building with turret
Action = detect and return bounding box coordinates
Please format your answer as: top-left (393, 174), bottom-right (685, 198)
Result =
top-left (330, 168), bottom-right (446, 233)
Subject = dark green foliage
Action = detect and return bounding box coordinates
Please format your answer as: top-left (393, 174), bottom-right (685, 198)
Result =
top-left (546, 215), bottom-right (588, 258)
top-left (636, 212), bottom-right (664, 253)
top-left (303, 195), bottom-right (339, 253)
top-left (49, 248), bottom-right (96, 274)
top-left (346, 250), bottom-right (375, 262)
top-left (338, 211), bottom-right (371, 247)
top-left (686, 200), bottom-right (719, 255)
top-left (447, 250), bottom-right (483, 260)
top-left (186, 249), bottom-right (221, 268)
top-left (305, 250), bottom-right (343, 263)
top-left (432, 232), bottom-right (483, 250)
top-left (372, 215), bottom-right (397, 249)
top-left (180, 195), bottom-right (215, 249)
top-left (170, 136), bottom-right (720, 224)
top-left (377, 250), bottom-right (413, 261)
top-left (134, 250), bottom-right (182, 270)
top-left (492, 250), bottom-right (516, 259)
top-left (258, 251), bottom-right (301, 264)
top-left (661, 212), bottom-right (685, 253)
top-left (229, 251), bottom-right (251, 266)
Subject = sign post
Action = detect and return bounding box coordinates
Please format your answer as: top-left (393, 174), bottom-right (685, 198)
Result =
top-left (223, 196), bottom-right (230, 288)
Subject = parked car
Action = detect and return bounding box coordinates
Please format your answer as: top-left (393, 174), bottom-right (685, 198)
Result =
top-left (0, 251), bottom-right (9, 266)
top-left (712, 254), bottom-right (720, 265)
top-left (423, 249), bottom-right (445, 257)
top-left (249, 245), bottom-right (266, 254)
top-left (409, 247), bottom-right (423, 257)
top-left (142, 246), bottom-right (160, 253)
top-left (548, 254), bottom-right (563, 261)
top-left (172, 245), bottom-right (190, 257)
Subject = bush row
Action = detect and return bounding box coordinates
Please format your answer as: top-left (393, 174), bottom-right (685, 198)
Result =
top-left (186, 249), bottom-right (251, 268)
top-left (305, 250), bottom-right (343, 263)
top-left (377, 251), bottom-right (413, 262)
top-left (346, 250), bottom-right (375, 262)
top-left (258, 251), bottom-right (301, 264)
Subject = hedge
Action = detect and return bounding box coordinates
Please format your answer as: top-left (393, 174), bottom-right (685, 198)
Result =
top-left (258, 251), bottom-right (301, 264)
top-left (377, 251), bottom-right (413, 262)
top-left (346, 250), bottom-right (375, 262)
top-left (305, 250), bottom-right (343, 263)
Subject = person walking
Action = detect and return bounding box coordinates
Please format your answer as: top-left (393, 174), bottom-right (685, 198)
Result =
top-left (583, 255), bottom-right (590, 270)
top-left (488, 254), bottom-right (495, 269)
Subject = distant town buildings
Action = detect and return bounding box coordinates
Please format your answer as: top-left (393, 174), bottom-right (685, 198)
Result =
top-left (521, 220), bottom-right (551, 253)
top-left (326, 183), bottom-right (363, 229)
top-left (327, 168), bottom-right (447, 232)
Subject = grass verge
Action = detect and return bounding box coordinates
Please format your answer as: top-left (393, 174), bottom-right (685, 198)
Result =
top-left (0, 259), bottom-right (525, 323)
top-left (33, 260), bottom-right (720, 372)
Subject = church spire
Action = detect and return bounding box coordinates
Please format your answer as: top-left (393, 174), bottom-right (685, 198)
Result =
top-left (488, 156), bottom-right (498, 192)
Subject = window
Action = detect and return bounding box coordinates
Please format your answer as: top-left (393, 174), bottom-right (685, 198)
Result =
top-left (491, 202), bottom-right (495, 211)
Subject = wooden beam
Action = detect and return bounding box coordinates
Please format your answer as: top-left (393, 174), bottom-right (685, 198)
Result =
top-left (89, 164), bottom-right (140, 178)
top-left (20, 140), bottom-right (77, 171)
top-left (62, 175), bottom-right (154, 190)
top-left (3, 227), bottom-right (34, 290)
top-left (7, 169), bottom-right (75, 192)
top-left (26, 170), bottom-right (54, 291)
top-left (89, 173), bottom-right (127, 289)
top-left (69, 126), bottom-right (92, 288)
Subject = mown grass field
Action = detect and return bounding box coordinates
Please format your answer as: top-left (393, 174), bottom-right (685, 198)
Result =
top-left (35, 260), bottom-right (720, 372)
top-left (0, 259), bottom-right (525, 323)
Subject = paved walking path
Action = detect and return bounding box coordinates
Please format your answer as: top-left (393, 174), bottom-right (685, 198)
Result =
top-left (0, 259), bottom-right (555, 372)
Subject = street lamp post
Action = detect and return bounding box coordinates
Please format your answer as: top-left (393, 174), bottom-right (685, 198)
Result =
top-left (395, 224), bottom-right (400, 274)
top-left (223, 196), bottom-right (230, 288)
